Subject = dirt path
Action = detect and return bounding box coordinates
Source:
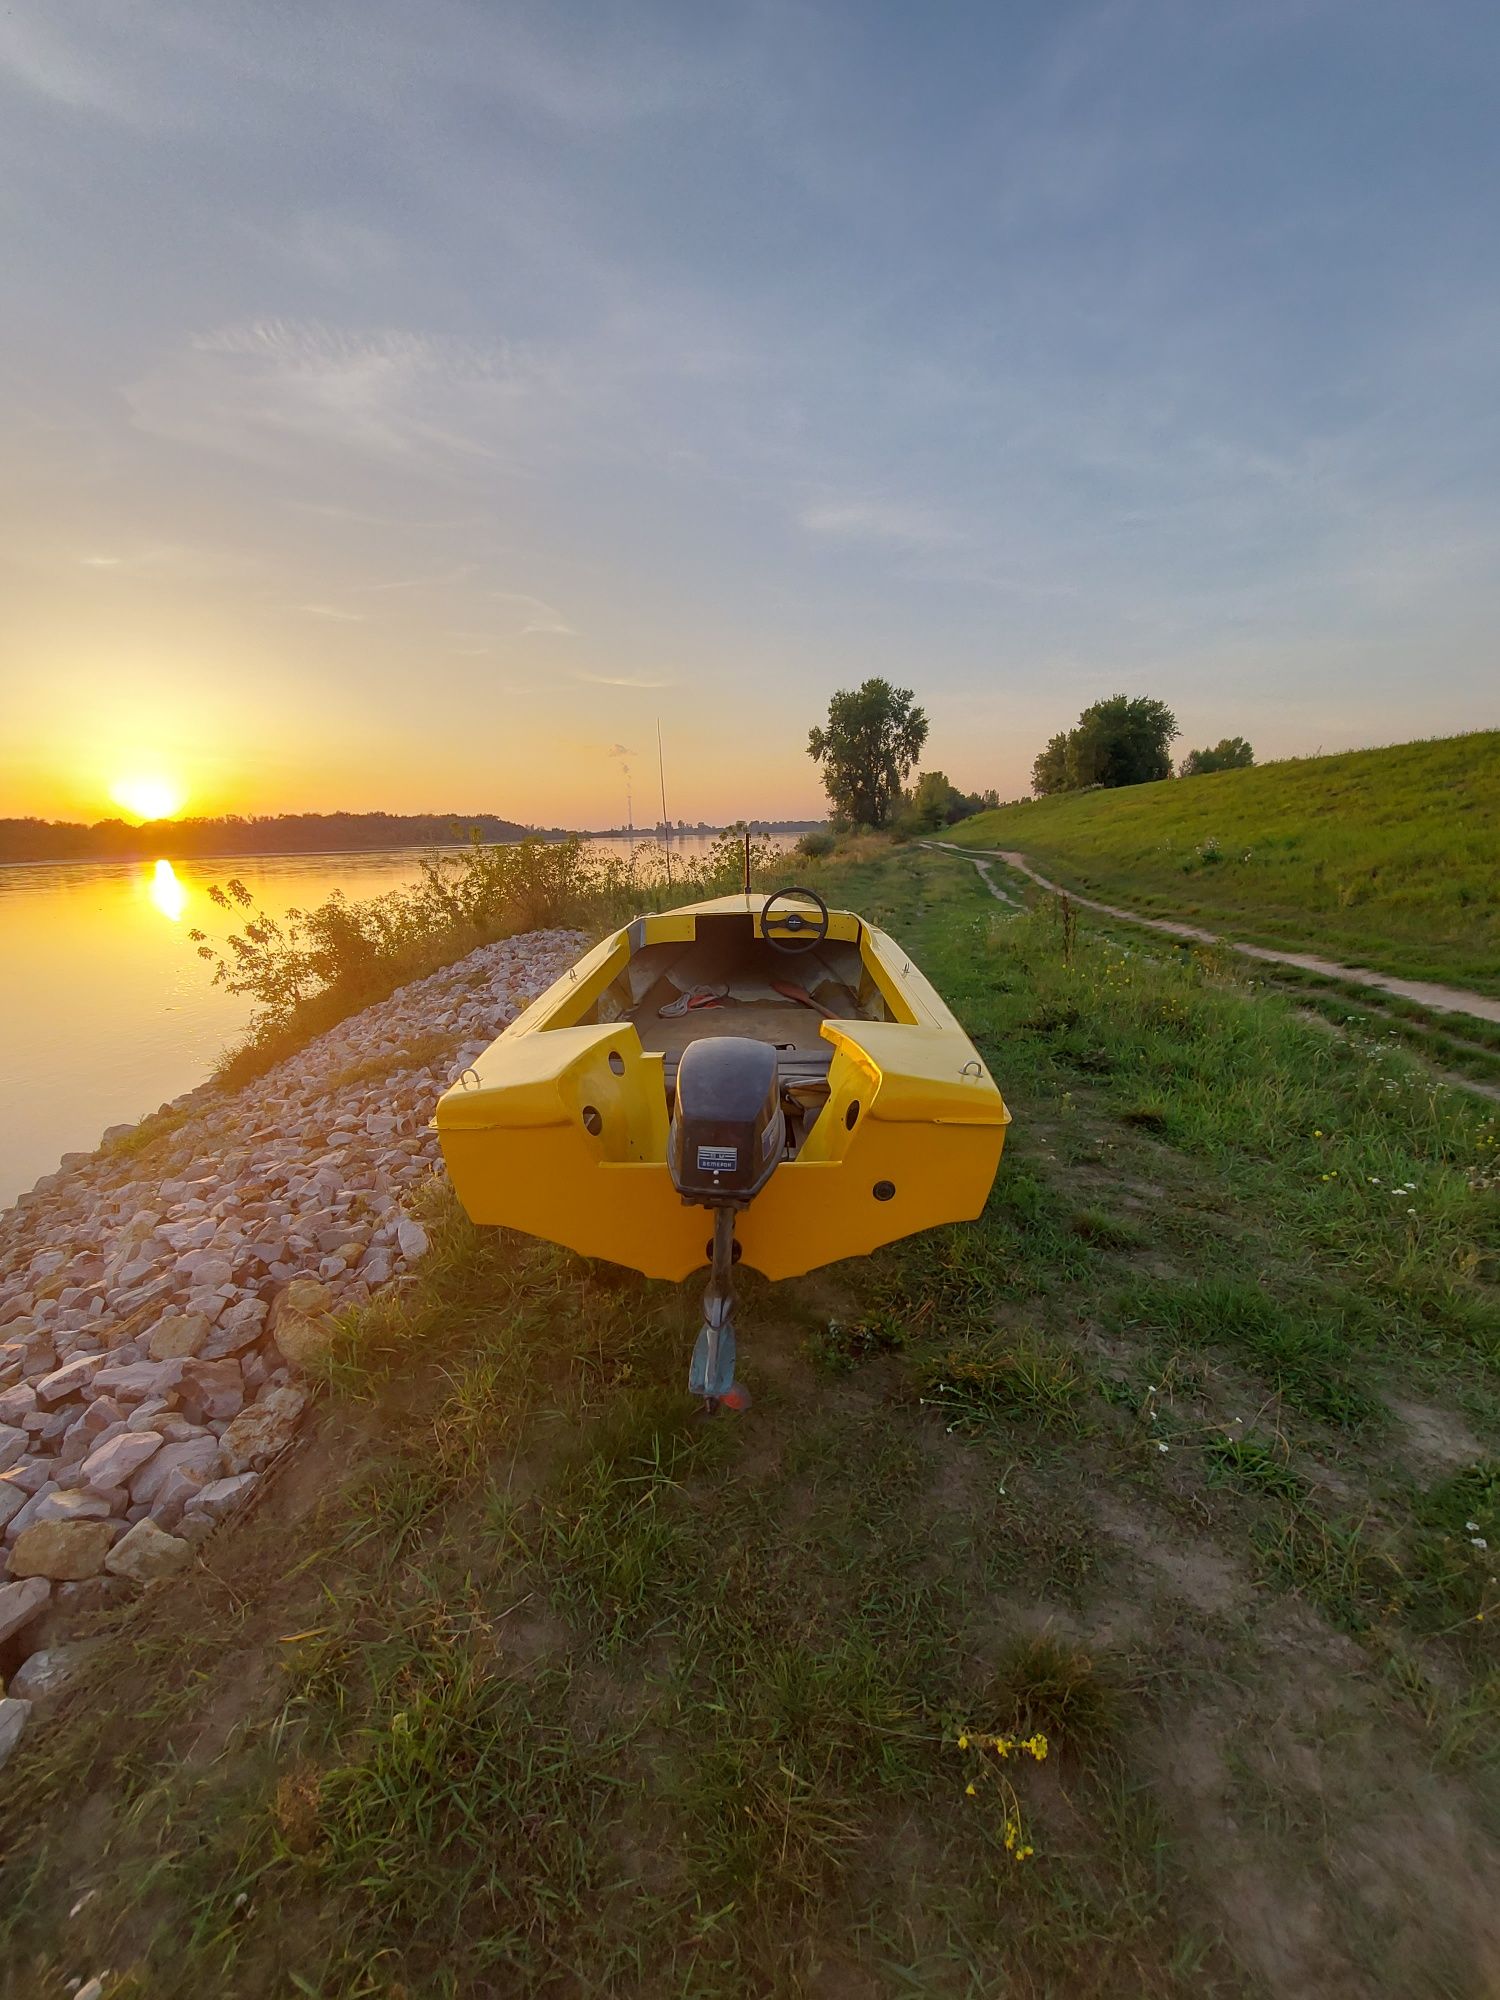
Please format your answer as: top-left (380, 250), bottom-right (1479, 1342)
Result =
top-left (932, 843), bottom-right (1500, 1025)
top-left (950, 851), bottom-right (1021, 907)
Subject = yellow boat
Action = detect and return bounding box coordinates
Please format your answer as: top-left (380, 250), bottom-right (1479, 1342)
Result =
top-left (437, 884), bottom-right (1010, 1407)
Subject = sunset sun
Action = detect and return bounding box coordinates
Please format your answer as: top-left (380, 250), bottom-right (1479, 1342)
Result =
top-left (111, 774), bottom-right (186, 822)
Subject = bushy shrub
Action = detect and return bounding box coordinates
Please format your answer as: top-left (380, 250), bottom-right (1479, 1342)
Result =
top-left (194, 830), bottom-right (799, 1074)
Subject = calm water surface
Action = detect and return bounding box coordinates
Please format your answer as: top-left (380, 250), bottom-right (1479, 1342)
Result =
top-left (0, 837), bottom-right (765, 1209)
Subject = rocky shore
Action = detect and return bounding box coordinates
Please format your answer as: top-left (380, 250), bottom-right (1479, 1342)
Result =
top-left (0, 926), bottom-right (585, 1763)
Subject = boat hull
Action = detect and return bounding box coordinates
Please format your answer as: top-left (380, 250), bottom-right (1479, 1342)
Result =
top-left (436, 895), bottom-right (1010, 1282)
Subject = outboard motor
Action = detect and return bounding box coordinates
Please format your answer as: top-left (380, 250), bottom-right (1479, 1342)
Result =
top-left (668, 1038), bottom-right (784, 1208)
top-left (668, 1038), bottom-right (785, 1413)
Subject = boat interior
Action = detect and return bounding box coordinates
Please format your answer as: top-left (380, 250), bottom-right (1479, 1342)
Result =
top-left (586, 909), bottom-right (894, 1153)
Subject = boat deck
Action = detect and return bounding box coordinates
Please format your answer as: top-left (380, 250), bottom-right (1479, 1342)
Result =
top-left (629, 976), bottom-right (857, 1098)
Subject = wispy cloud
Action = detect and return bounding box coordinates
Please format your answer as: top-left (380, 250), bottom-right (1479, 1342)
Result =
top-left (577, 672), bottom-right (674, 690)
top-left (69, 543), bottom-right (258, 580)
top-left (0, 10), bottom-right (147, 122)
top-left (362, 563), bottom-right (476, 594)
top-left (247, 210), bottom-right (398, 284)
top-left (489, 589), bottom-right (578, 638)
top-left (126, 319), bottom-right (538, 475)
top-left (299, 602), bottom-right (366, 622)
top-left (798, 497), bottom-right (967, 550)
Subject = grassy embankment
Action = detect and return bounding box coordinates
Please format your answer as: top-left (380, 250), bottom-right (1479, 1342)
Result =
top-left (949, 730), bottom-right (1500, 999)
top-left (2, 845), bottom-right (1497, 1997)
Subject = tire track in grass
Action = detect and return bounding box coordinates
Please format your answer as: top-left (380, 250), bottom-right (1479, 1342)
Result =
top-left (932, 842), bottom-right (1500, 1025)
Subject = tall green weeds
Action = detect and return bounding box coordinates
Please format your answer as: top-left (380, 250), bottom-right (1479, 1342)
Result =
top-left (197, 826), bottom-right (793, 1084)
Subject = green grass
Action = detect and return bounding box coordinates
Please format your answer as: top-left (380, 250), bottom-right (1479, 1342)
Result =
top-left (948, 729), bottom-right (1500, 994)
top-left (1, 841), bottom-right (1497, 1998)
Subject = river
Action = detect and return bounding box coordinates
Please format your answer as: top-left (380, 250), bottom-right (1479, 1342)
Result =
top-left (0, 835), bottom-right (787, 1209)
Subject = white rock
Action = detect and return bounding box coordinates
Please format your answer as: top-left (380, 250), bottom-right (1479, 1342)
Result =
top-left (130, 1436), bottom-right (221, 1506)
top-left (104, 1517), bottom-right (192, 1583)
top-left (0, 1574), bottom-right (50, 1644)
top-left (219, 1385), bottom-right (308, 1472)
top-left (125, 1397), bottom-right (174, 1432)
top-left (33, 1354), bottom-right (106, 1406)
top-left (34, 1487), bottom-right (115, 1524)
top-left (80, 1429), bottom-right (164, 1491)
top-left (92, 1358), bottom-right (184, 1403)
top-left (3, 1457), bottom-right (51, 1496)
top-left (396, 1218), bottom-right (429, 1262)
top-left (9, 1643), bottom-right (92, 1701)
top-left (0, 1423), bottom-right (26, 1474)
top-left (0, 1696), bottom-right (31, 1771)
top-left (183, 1471), bottom-right (259, 1525)
top-left (0, 1381), bottom-right (37, 1426)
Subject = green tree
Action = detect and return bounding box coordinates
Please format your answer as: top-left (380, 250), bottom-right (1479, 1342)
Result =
top-left (895, 772), bottom-right (1001, 834)
top-left (1031, 695), bottom-right (1178, 795)
top-left (808, 679), bottom-right (929, 828)
top-left (906, 769), bottom-right (963, 830)
top-left (1032, 733), bottom-right (1072, 796)
top-left (1180, 736), bottom-right (1255, 777)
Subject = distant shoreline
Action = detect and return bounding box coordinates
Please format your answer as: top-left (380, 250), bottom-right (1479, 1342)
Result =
top-left (0, 827), bottom-right (821, 871)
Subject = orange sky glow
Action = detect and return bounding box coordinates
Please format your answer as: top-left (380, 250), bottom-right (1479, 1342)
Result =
top-left (4, 6), bottom-right (1497, 835)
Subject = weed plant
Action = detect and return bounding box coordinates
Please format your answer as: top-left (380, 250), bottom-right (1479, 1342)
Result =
top-left (196, 826), bottom-right (793, 1084)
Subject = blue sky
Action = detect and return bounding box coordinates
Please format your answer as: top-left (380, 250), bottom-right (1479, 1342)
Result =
top-left (2, 0), bottom-right (1497, 824)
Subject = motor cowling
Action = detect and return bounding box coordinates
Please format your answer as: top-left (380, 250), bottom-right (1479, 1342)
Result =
top-left (668, 1037), bottom-right (784, 1207)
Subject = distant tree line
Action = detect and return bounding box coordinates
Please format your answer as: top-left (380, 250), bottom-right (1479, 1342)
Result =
top-left (1032, 696), bottom-right (1254, 796)
top-left (1178, 736), bottom-right (1255, 777)
top-left (897, 772), bottom-right (1000, 833)
top-left (0, 811), bottom-right (535, 865)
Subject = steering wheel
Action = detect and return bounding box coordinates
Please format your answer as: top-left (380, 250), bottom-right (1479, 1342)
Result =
top-left (761, 884), bottom-right (831, 956)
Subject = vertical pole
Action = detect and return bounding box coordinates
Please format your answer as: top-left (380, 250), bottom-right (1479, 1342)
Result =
top-left (743, 826), bottom-right (751, 895)
top-left (656, 718), bottom-right (672, 888)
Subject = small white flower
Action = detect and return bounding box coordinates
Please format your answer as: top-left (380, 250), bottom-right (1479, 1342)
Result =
top-left (1466, 1520), bottom-right (1480, 1532)
top-left (1156, 1441), bottom-right (1169, 1454)
top-left (1472, 1537), bottom-right (1489, 1551)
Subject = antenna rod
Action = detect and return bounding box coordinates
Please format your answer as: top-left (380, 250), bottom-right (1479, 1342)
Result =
top-left (656, 717), bottom-right (672, 887)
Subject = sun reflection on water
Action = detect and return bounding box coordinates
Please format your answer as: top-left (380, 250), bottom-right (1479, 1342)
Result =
top-left (148, 857), bottom-right (187, 921)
